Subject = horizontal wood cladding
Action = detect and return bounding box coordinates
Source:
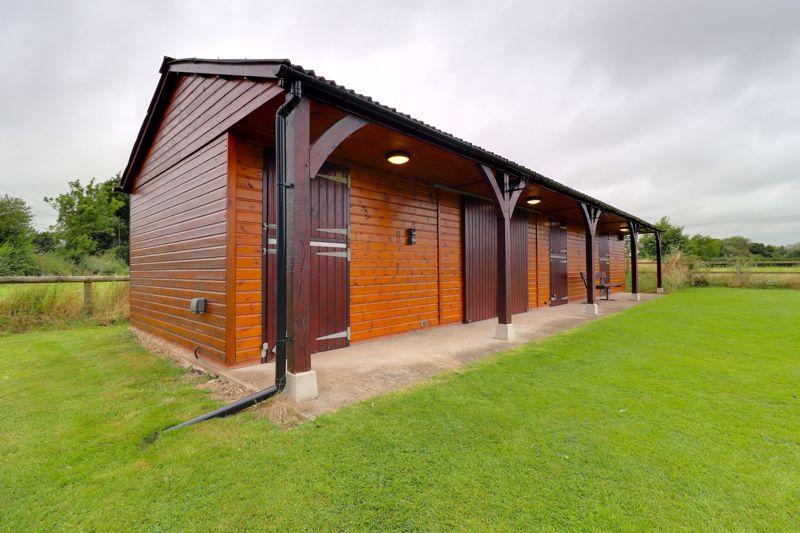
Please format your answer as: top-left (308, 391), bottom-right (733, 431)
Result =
top-left (133, 75), bottom-right (281, 192)
top-left (527, 214), bottom-right (538, 309)
top-left (609, 235), bottom-right (626, 292)
top-left (535, 216), bottom-right (550, 307)
top-left (349, 167), bottom-right (463, 341)
top-left (230, 137), bottom-right (264, 365)
top-left (129, 134), bottom-right (230, 363)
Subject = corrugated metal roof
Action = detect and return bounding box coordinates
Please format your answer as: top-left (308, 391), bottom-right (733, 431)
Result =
top-left (122, 57), bottom-right (656, 231)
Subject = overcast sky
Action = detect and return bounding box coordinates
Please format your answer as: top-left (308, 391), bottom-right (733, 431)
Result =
top-left (1, 0), bottom-right (799, 244)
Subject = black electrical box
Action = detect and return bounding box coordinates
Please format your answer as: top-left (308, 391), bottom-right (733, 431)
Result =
top-left (407, 228), bottom-right (416, 245)
top-left (190, 298), bottom-right (207, 314)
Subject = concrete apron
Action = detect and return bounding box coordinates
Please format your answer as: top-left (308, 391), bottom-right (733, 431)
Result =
top-left (221, 292), bottom-right (659, 420)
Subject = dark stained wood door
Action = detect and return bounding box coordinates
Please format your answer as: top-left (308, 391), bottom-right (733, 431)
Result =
top-left (549, 221), bottom-right (568, 306)
top-left (463, 197), bottom-right (527, 322)
top-left (599, 235), bottom-right (611, 281)
top-left (310, 164), bottom-right (350, 352)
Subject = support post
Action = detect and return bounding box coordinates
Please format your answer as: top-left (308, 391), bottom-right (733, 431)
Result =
top-left (655, 231), bottom-right (664, 293)
top-left (628, 220), bottom-right (640, 300)
top-left (579, 203), bottom-right (602, 314)
top-left (479, 165), bottom-right (525, 340)
top-left (83, 280), bottom-right (93, 315)
top-left (284, 95), bottom-right (316, 397)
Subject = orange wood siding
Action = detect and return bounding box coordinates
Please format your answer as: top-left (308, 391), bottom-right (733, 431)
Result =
top-left (535, 216), bottom-right (550, 307)
top-left (229, 137), bottom-right (264, 365)
top-left (527, 214), bottom-right (539, 309)
top-left (609, 235), bottom-right (626, 292)
top-left (129, 135), bottom-right (229, 363)
top-left (349, 167), bottom-right (463, 341)
top-left (437, 190), bottom-right (464, 324)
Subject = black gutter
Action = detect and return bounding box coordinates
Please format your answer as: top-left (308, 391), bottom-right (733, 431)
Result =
top-left (163, 81), bottom-right (303, 433)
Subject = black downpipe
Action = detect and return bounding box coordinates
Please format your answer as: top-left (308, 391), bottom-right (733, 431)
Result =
top-left (274, 80), bottom-right (302, 390)
top-left (163, 81), bottom-right (303, 433)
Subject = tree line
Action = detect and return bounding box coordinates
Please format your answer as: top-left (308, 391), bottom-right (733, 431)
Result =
top-left (0, 176), bottom-right (129, 276)
top-left (638, 217), bottom-right (800, 261)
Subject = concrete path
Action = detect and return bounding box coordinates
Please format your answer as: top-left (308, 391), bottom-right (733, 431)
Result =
top-left (225, 293), bottom-right (660, 419)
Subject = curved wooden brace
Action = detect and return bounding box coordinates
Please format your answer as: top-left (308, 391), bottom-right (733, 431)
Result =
top-left (309, 115), bottom-right (369, 178)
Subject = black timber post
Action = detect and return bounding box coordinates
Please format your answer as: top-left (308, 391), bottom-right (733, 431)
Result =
top-left (579, 203), bottom-right (602, 307)
top-left (655, 231), bottom-right (664, 293)
top-left (627, 220), bottom-right (641, 299)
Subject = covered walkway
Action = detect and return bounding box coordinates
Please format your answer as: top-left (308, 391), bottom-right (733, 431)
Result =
top-left (210, 293), bottom-right (659, 419)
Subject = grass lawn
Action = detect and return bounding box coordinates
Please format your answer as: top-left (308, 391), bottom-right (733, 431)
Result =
top-left (1, 288), bottom-right (799, 530)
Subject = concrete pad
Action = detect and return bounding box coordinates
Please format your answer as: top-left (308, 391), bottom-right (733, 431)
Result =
top-left (656, 287), bottom-right (665, 294)
top-left (495, 322), bottom-right (514, 341)
top-left (583, 303), bottom-right (599, 315)
top-left (285, 370), bottom-right (318, 402)
top-left (217, 292), bottom-right (660, 420)
top-left (632, 293), bottom-right (641, 301)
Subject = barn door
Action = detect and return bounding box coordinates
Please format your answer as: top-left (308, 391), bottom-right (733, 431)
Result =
top-left (462, 197), bottom-right (527, 322)
top-left (510, 213), bottom-right (529, 314)
top-left (598, 235), bottom-right (611, 281)
top-left (549, 221), bottom-right (568, 306)
top-left (310, 164), bottom-right (350, 352)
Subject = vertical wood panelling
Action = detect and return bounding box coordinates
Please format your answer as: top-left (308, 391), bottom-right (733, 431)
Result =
top-left (437, 190), bottom-right (463, 324)
top-left (463, 197), bottom-right (498, 322)
top-left (510, 213), bottom-right (529, 313)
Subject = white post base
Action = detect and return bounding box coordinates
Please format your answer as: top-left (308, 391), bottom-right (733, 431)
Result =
top-left (656, 287), bottom-right (664, 294)
top-left (631, 293), bottom-right (641, 301)
top-left (495, 322), bottom-right (514, 341)
top-left (584, 303), bottom-right (599, 315)
top-left (285, 370), bottom-right (318, 403)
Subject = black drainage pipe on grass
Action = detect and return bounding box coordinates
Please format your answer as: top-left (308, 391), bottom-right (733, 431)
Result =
top-left (163, 82), bottom-right (303, 433)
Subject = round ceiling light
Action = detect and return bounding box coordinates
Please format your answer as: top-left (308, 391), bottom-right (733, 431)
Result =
top-left (386, 151), bottom-right (411, 165)
top-left (619, 226), bottom-right (630, 233)
top-left (525, 196), bottom-right (542, 205)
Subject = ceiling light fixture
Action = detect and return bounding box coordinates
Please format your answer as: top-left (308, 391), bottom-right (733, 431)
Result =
top-left (525, 196), bottom-right (542, 205)
top-left (386, 151), bottom-right (410, 165)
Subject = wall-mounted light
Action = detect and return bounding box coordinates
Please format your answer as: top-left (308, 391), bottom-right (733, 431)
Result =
top-left (386, 151), bottom-right (411, 165)
top-left (407, 227), bottom-right (416, 245)
top-left (525, 196), bottom-right (542, 205)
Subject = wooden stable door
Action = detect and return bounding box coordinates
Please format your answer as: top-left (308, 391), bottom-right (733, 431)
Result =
top-left (549, 221), bottom-right (568, 306)
top-left (263, 159), bottom-right (350, 359)
top-left (462, 197), bottom-right (528, 322)
top-left (309, 164), bottom-right (350, 352)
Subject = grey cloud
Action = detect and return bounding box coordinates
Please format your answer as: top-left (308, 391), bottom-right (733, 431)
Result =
top-left (1, 0), bottom-right (798, 243)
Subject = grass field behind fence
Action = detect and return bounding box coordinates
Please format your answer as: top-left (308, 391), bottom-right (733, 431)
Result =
top-left (1, 288), bottom-right (799, 530)
top-left (0, 282), bottom-right (128, 334)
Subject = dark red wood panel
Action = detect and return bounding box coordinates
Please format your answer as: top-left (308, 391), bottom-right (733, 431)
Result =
top-left (310, 164), bottom-right (350, 352)
top-left (462, 197), bottom-right (527, 322)
top-left (599, 234), bottom-right (611, 281)
top-left (549, 220), bottom-right (568, 306)
top-left (511, 212), bottom-right (529, 314)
